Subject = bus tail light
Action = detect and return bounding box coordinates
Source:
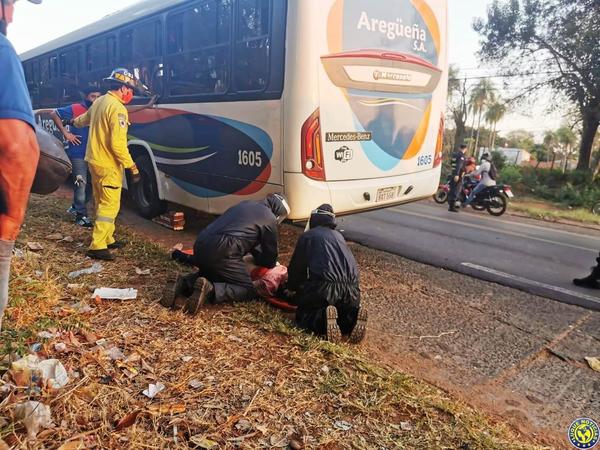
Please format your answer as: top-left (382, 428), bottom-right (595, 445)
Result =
top-left (434, 114), bottom-right (444, 168)
top-left (301, 109), bottom-right (326, 181)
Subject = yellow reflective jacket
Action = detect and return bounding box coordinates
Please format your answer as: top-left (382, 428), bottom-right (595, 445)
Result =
top-left (73, 91), bottom-right (135, 170)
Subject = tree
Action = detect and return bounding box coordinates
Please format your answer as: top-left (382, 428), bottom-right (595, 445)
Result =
top-left (469, 79), bottom-right (495, 154)
top-left (556, 126), bottom-right (578, 172)
top-left (543, 130), bottom-right (559, 169)
top-left (447, 65), bottom-right (470, 151)
top-left (485, 100), bottom-right (508, 151)
top-left (506, 129), bottom-right (535, 152)
top-left (474, 0), bottom-right (600, 172)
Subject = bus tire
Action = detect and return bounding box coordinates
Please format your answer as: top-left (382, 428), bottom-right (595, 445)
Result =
top-left (131, 153), bottom-right (167, 219)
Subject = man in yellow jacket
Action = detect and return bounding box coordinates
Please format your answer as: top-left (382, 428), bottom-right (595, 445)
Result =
top-left (74, 68), bottom-right (141, 261)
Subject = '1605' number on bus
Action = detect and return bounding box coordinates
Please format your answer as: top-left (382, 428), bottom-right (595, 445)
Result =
top-left (238, 150), bottom-right (263, 168)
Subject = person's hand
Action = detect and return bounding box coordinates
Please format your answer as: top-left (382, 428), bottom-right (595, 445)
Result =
top-left (129, 164), bottom-right (142, 184)
top-left (454, 176), bottom-right (460, 183)
top-left (64, 132), bottom-right (81, 145)
top-left (171, 243), bottom-right (184, 252)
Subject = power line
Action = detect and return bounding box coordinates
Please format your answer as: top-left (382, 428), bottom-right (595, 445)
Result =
top-left (450, 68), bottom-right (600, 81)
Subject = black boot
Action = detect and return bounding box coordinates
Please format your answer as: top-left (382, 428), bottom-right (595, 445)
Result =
top-left (185, 277), bottom-right (215, 315)
top-left (573, 258), bottom-right (600, 289)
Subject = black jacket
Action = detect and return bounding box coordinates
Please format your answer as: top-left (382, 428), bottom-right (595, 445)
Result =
top-left (451, 151), bottom-right (466, 177)
top-left (193, 197), bottom-right (286, 268)
top-left (287, 226), bottom-right (359, 291)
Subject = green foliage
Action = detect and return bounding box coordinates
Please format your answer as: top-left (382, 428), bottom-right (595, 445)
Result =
top-left (490, 151), bottom-right (507, 172)
top-left (501, 165), bottom-right (600, 207)
top-left (474, 0), bottom-right (600, 170)
top-left (499, 165), bottom-right (522, 185)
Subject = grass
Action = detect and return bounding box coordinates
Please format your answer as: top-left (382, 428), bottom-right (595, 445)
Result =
top-left (511, 197), bottom-right (600, 226)
top-left (0, 195), bottom-right (550, 449)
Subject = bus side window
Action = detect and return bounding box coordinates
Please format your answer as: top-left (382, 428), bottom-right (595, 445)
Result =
top-left (235, 0), bottom-right (270, 92)
top-left (59, 47), bottom-right (81, 104)
top-left (166, 0), bottom-right (232, 97)
top-left (38, 57), bottom-right (57, 107)
top-left (120, 19), bottom-right (164, 102)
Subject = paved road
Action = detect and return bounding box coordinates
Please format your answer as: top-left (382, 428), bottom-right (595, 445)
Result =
top-left (337, 200), bottom-right (600, 310)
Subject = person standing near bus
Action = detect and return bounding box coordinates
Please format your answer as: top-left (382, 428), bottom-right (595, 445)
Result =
top-left (38, 87), bottom-right (101, 228)
top-left (73, 68), bottom-right (141, 261)
top-left (448, 144), bottom-right (467, 212)
top-left (0, 0), bottom-right (42, 330)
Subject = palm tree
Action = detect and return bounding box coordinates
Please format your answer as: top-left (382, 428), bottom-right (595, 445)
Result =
top-left (469, 79), bottom-right (495, 155)
top-left (543, 131), bottom-right (559, 170)
top-left (556, 127), bottom-right (577, 173)
top-left (485, 100), bottom-right (507, 151)
top-left (447, 65), bottom-right (469, 150)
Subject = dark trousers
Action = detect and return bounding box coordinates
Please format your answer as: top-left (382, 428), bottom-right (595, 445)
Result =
top-left (293, 281), bottom-right (360, 336)
top-left (448, 178), bottom-right (462, 208)
top-left (184, 235), bottom-right (257, 304)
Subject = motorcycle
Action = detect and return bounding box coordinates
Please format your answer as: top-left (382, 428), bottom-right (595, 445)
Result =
top-left (434, 177), bottom-right (514, 216)
top-left (433, 177), bottom-right (479, 205)
top-left (467, 184), bottom-right (514, 216)
top-left (592, 201), bottom-right (600, 215)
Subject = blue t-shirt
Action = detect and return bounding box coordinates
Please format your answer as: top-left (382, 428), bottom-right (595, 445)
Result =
top-left (0, 33), bottom-right (35, 128)
top-left (56, 104), bottom-right (90, 159)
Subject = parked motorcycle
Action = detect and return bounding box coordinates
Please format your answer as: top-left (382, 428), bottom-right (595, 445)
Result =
top-left (433, 178), bottom-right (514, 216)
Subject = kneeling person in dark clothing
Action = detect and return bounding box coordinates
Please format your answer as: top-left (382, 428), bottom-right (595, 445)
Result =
top-left (287, 205), bottom-right (367, 343)
top-left (162, 193), bottom-right (290, 314)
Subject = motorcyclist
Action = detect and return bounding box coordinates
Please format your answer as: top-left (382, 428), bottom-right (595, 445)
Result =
top-left (463, 153), bottom-right (496, 207)
top-left (161, 193), bottom-right (290, 314)
top-left (448, 144), bottom-right (467, 212)
top-left (465, 157), bottom-right (477, 176)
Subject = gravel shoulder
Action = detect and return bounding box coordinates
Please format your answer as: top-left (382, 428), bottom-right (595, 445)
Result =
top-left (117, 197), bottom-right (599, 450)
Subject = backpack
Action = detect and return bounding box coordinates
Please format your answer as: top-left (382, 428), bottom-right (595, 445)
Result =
top-left (488, 162), bottom-right (498, 181)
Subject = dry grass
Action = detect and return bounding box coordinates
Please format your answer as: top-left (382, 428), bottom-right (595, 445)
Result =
top-left (511, 198), bottom-right (600, 226)
top-left (0, 195), bottom-right (549, 449)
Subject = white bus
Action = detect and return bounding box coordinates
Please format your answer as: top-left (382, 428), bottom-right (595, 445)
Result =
top-left (21, 0), bottom-right (448, 220)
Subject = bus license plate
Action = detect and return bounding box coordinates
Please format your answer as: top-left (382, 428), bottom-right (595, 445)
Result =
top-left (376, 187), bottom-right (397, 203)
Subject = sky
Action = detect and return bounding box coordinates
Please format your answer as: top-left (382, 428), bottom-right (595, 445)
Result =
top-left (8, 0), bottom-right (563, 141)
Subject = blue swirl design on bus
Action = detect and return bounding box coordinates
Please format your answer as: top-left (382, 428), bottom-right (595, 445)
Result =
top-left (327, 0), bottom-right (441, 171)
top-left (128, 110), bottom-right (273, 198)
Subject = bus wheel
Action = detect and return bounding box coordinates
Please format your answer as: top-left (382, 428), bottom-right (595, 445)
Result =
top-left (131, 154), bottom-right (167, 219)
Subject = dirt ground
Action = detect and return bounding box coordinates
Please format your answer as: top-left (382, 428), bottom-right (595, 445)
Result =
top-left (112, 194), bottom-right (600, 450)
top-left (2, 193), bottom-right (549, 450)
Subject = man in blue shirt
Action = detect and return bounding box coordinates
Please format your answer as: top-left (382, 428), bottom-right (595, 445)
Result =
top-left (39, 87), bottom-right (101, 227)
top-left (0, 0), bottom-right (42, 330)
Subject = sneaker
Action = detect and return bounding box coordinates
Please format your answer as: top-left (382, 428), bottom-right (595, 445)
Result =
top-left (184, 277), bottom-right (214, 315)
top-left (349, 307), bottom-right (368, 344)
top-left (85, 249), bottom-right (115, 261)
top-left (75, 215), bottom-right (93, 228)
top-left (107, 240), bottom-right (127, 250)
top-left (160, 275), bottom-right (188, 309)
top-left (325, 305), bottom-right (342, 343)
top-left (67, 206), bottom-right (77, 216)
